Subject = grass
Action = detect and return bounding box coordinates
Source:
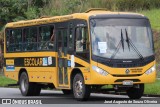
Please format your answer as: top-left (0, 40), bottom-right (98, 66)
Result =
top-left (139, 8), bottom-right (160, 30)
top-left (145, 80), bottom-right (160, 95)
top-left (0, 75), bottom-right (17, 87)
top-left (158, 72), bottom-right (160, 78)
top-left (102, 80), bottom-right (160, 95)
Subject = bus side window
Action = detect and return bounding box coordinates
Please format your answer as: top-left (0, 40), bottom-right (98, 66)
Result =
top-left (75, 27), bottom-right (88, 52)
top-left (30, 27), bottom-right (38, 51)
top-left (8, 29), bottom-right (22, 52)
top-left (6, 30), bottom-right (10, 52)
top-left (23, 27), bottom-right (37, 51)
top-left (23, 28), bottom-right (29, 51)
top-left (75, 27), bottom-right (82, 52)
top-left (9, 30), bottom-right (15, 52)
top-left (14, 29), bottom-right (22, 51)
top-left (38, 25), bottom-right (54, 50)
top-left (68, 24), bottom-right (73, 50)
top-left (75, 27), bottom-right (89, 61)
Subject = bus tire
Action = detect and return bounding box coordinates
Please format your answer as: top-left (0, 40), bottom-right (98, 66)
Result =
top-left (62, 89), bottom-right (72, 95)
top-left (73, 73), bottom-right (90, 101)
top-left (19, 72), bottom-right (41, 96)
top-left (126, 84), bottom-right (144, 99)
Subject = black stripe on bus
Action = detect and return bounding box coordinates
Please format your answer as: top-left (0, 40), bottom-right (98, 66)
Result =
top-left (4, 57), bottom-right (85, 67)
top-left (4, 57), bottom-right (56, 67)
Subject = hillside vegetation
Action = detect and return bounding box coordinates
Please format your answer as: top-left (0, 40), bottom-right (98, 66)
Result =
top-left (140, 9), bottom-right (160, 30)
top-left (0, 0), bottom-right (160, 63)
top-left (0, 0), bottom-right (160, 24)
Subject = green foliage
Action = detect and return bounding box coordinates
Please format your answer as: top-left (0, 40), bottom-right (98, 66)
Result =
top-left (24, 7), bottom-right (39, 20)
top-left (140, 9), bottom-right (160, 30)
top-left (144, 80), bottom-right (160, 95)
top-left (0, 0), bottom-right (27, 22)
top-left (0, 0), bottom-right (49, 23)
top-left (1, 0), bottom-right (160, 23)
top-left (0, 75), bottom-right (17, 87)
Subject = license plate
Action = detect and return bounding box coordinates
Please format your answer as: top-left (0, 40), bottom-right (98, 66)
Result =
top-left (123, 80), bottom-right (133, 85)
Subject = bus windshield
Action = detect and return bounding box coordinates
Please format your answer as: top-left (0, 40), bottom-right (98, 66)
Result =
top-left (90, 18), bottom-right (154, 59)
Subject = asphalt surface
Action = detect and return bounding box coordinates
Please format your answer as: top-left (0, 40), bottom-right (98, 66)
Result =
top-left (0, 87), bottom-right (159, 107)
top-left (0, 87), bottom-right (154, 98)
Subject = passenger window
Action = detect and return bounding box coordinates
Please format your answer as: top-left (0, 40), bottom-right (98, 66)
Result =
top-left (14, 29), bottom-right (22, 51)
top-left (23, 27), bottom-right (37, 51)
top-left (38, 26), bottom-right (55, 50)
top-left (6, 29), bottom-right (22, 52)
top-left (6, 30), bottom-right (10, 52)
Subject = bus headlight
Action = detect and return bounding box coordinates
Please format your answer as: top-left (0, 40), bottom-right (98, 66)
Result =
top-left (92, 65), bottom-right (108, 76)
top-left (145, 65), bottom-right (156, 75)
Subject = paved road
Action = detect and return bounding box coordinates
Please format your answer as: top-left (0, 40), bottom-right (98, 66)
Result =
top-left (0, 88), bottom-right (158, 101)
top-left (0, 87), bottom-right (159, 107)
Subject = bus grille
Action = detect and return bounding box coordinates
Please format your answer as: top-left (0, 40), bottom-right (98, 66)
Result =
top-left (112, 74), bottom-right (142, 77)
top-left (114, 63), bottom-right (146, 68)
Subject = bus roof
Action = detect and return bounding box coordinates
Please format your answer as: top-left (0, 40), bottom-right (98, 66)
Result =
top-left (5, 9), bottom-right (146, 28)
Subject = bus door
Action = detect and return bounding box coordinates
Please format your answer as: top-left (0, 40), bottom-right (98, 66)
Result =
top-left (57, 28), bottom-right (69, 87)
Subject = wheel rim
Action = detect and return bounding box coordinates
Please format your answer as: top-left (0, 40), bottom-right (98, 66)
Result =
top-left (21, 77), bottom-right (28, 92)
top-left (74, 80), bottom-right (83, 96)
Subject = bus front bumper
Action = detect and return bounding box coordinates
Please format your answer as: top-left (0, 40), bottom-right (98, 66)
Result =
top-left (85, 70), bottom-right (156, 85)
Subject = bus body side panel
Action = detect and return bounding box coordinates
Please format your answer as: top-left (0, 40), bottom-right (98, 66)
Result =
top-left (4, 67), bottom-right (18, 81)
top-left (4, 52), bottom-right (58, 85)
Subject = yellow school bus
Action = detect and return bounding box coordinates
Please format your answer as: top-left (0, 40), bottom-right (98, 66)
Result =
top-left (4, 9), bottom-right (156, 100)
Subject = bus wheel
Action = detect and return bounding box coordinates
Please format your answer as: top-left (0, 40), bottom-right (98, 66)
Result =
top-left (62, 89), bottom-right (72, 95)
top-left (73, 73), bottom-right (90, 101)
top-left (19, 72), bottom-right (41, 96)
top-left (126, 84), bottom-right (144, 99)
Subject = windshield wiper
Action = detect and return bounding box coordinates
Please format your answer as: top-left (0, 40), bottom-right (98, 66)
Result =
top-left (125, 29), bottom-right (144, 60)
top-left (110, 29), bottom-right (124, 59)
top-left (121, 29), bottom-right (125, 51)
top-left (125, 29), bottom-right (130, 51)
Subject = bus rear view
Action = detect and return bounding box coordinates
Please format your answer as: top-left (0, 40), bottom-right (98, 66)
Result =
top-left (89, 14), bottom-right (156, 99)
